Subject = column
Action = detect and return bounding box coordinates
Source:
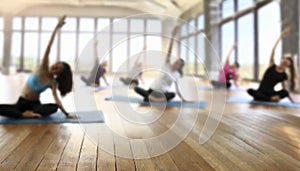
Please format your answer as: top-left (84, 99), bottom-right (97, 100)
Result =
top-left (2, 15), bottom-right (13, 75)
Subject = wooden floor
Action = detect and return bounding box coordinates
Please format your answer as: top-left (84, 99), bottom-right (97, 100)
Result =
top-left (0, 74), bottom-right (300, 170)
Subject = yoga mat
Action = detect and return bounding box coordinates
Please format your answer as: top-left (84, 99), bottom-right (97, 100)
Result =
top-left (199, 86), bottom-right (246, 91)
top-left (0, 110), bottom-right (105, 124)
top-left (227, 96), bottom-right (300, 108)
top-left (105, 96), bottom-right (207, 109)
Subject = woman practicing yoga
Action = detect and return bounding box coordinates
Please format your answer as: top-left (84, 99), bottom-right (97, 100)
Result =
top-left (80, 40), bottom-right (109, 87)
top-left (0, 16), bottom-right (76, 118)
top-left (120, 45), bottom-right (146, 87)
top-left (134, 26), bottom-right (186, 102)
top-left (247, 27), bottom-right (297, 103)
top-left (211, 43), bottom-right (239, 89)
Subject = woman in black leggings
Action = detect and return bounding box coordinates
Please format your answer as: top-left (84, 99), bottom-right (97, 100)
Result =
top-left (247, 27), bottom-right (297, 103)
top-left (0, 16), bottom-right (76, 118)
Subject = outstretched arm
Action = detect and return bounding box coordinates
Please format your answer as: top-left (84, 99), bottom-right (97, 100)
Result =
top-left (102, 74), bottom-right (110, 86)
top-left (225, 43), bottom-right (237, 65)
top-left (94, 40), bottom-right (99, 63)
top-left (51, 82), bottom-right (77, 118)
top-left (139, 74), bottom-right (145, 85)
top-left (39, 16), bottom-right (66, 71)
top-left (269, 27), bottom-right (290, 66)
top-left (166, 26), bottom-right (179, 64)
top-left (282, 80), bottom-right (298, 104)
top-left (175, 81), bottom-right (188, 102)
top-left (134, 45), bottom-right (147, 65)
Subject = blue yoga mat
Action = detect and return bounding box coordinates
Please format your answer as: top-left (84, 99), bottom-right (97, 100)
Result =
top-left (199, 86), bottom-right (246, 91)
top-left (227, 96), bottom-right (300, 108)
top-left (105, 96), bottom-right (207, 109)
top-left (0, 110), bottom-right (105, 124)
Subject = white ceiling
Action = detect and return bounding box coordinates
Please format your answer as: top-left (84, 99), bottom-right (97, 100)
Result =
top-left (0, 0), bottom-right (203, 19)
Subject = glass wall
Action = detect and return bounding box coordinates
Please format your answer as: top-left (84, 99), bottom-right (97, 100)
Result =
top-left (178, 14), bottom-right (205, 76)
top-left (60, 18), bottom-right (77, 70)
top-left (11, 17), bottom-right (22, 70)
top-left (23, 17), bottom-right (39, 71)
top-left (0, 17), bottom-right (4, 69)
top-left (258, 1), bottom-right (281, 79)
top-left (221, 21), bottom-right (234, 64)
top-left (9, 16), bottom-right (162, 73)
top-left (238, 14), bottom-right (254, 80)
top-left (222, 0), bottom-right (235, 18)
top-left (220, 0), bottom-right (280, 81)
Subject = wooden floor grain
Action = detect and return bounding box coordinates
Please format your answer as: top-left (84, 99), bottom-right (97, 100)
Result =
top-left (0, 74), bottom-right (300, 170)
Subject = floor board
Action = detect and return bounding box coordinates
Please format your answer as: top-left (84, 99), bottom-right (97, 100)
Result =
top-left (0, 74), bottom-right (299, 170)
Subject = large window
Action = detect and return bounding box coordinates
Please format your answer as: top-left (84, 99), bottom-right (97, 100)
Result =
top-left (258, 1), bottom-right (281, 79)
top-left (238, 14), bottom-right (254, 80)
top-left (221, 21), bottom-right (234, 63)
top-left (11, 17), bottom-right (22, 70)
top-left (219, 0), bottom-right (280, 81)
top-left (9, 16), bottom-right (162, 73)
top-left (23, 17), bottom-right (39, 71)
top-left (145, 19), bottom-right (162, 69)
top-left (40, 17), bottom-right (58, 67)
top-left (178, 14), bottom-right (205, 76)
top-left (238, 0), bottom-right (254, 11)
top-left (197, 33), bottom-right (205, 75)
top-left (222, 0), bottom-right (235, 18)
top-left (0, 17), bottom-right (4, 69)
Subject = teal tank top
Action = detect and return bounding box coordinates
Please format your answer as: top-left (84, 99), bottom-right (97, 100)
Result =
top-left (26, 70), bottom-right (53, 94)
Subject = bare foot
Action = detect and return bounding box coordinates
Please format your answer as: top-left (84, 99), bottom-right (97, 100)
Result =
top-left (271, 95), bottom-right (280, 102)
top-left (22, 111), bottom-right (42, 118)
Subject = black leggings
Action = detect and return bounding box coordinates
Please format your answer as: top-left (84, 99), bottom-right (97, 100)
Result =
top-left (134, 87), bottom-right (175, 102)
top-left (0, 97), bottom-right (58, 118)
top-left (247, 88), bottom-right (289, 102)
top-left (211, 80), bottom-right (231, 89)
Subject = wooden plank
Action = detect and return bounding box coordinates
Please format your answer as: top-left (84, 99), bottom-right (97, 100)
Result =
top-left (14, 124), bottom-right (62, 171)
top-left (221, 115), bottom-right (300, 170)
top-left (228, 113), bottom-right (300, 161)
top-left (0, 125), bottom-right (17, 138)
top-left (151, 154), bottom-right (180, 171)
top-left (77, 134), bottom-right (98, 171)
top-left (131, 140), bottom-right (157, 171)
top-left (146, 115), bottom-right (210, 171)
top-left (0, 124), bottom-right (34, 164)
top-left (36, 125), bottom-right (72, 171)
top-left (56, 124), bottom-right (84, 171)
top-left (0, 124), bottom-right (51, 170)
top-left (113, 132), bottom-right (136, 171)
top-left (97, 124), bottom-right (115, 171)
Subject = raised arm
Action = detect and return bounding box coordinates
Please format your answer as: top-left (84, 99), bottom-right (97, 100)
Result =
top-left (225, 43), bottom-right (237, 65)
top-left (269, 27), bottom-right (290, 66)
top-left (94, 39), bottom-right (99, 62)
top-left (39, 16), bottom-right (66, 71)
top-left (166, 26), bottom-right (179, 64)
top-left (135, 45), bottom-right (147, 65)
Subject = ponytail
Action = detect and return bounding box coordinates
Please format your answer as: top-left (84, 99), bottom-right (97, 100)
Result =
top-left (55, 62), bottom-right (73, 96)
